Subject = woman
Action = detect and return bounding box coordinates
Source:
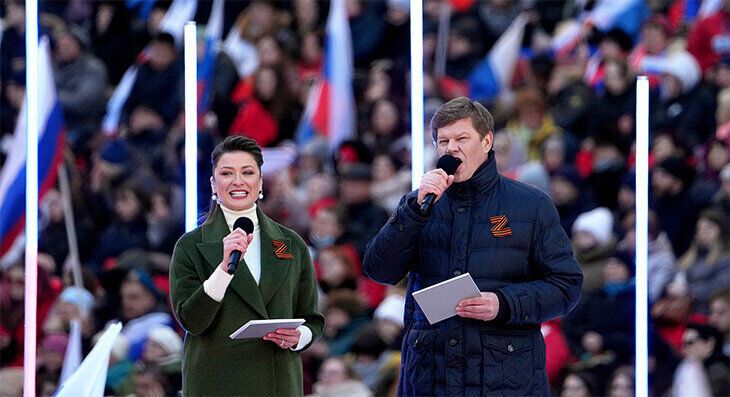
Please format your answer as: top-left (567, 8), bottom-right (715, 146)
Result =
top-left (169, 136), bottom-right (324, 396)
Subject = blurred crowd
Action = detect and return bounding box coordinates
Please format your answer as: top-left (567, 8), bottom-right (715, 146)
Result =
top-left (1, 0), bottom-right (730, 396)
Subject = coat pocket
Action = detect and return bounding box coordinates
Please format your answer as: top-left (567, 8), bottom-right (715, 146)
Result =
top-left (481, 330), bottom-right (535, 395)
top-left (402, 329), bottom-right (438, 396)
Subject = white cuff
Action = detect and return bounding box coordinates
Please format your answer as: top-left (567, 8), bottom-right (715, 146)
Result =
top-left (203, 266), bottom-right (234, 302)
top-left (290, 325), bottom-right (313, 351)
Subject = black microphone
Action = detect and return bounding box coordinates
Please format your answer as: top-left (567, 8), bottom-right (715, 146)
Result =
top-left (228, 217), bottom-right (254, 274)
top-left (420, 154), bottom-right (462, 215)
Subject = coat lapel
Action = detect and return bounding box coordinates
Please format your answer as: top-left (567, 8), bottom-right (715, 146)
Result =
top-left (195, 211), bottom-right (268, 318)
top-left (257, 208), bottom-right (293, 307)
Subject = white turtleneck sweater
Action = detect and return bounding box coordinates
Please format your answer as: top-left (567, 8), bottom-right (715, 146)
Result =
top-left (202, 204), bottom-right (311, 350)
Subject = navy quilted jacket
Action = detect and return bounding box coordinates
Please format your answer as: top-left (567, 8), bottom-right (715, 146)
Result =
top-left (364, 153), bottom-right (583, 396)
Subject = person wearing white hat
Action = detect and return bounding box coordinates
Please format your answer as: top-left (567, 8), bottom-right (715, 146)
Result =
top-left (572, 207), bottom-right (616, 293)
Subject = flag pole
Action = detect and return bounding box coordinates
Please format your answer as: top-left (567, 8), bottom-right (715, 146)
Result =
top-left (635, 75), bottom-right (649, 397)
top-left (58, 164), bottom-right (83, 287)
top-left (433, 2), bottom-right (451, 78)
top-left (411, 0), bottom-right (424, 190)
top-left (24, 0), bottom-right (39, 394)
top-left (184, 22), bottom-right (198, 232)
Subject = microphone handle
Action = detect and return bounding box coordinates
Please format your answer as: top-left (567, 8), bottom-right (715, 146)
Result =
top-left (227, 251), bottom-right (242, 274)
top-left (419, 193), bottom-right (437, 215)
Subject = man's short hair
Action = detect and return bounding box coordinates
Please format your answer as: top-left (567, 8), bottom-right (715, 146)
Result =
top-left (429, 96), bottom-right (494, 142)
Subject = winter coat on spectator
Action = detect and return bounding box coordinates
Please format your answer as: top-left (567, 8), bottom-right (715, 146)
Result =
top-left (685, 255), bottom-right (730, 315)
top-left (688, 8), bottom-right (730, 74)
top-left (123, 60), bottom-right (183, 125)
top-left (647, 232), bottom-right (677, 304)
top-left (364, 153), bottom-right (583, 396)
top-left (54, 53), bottom-right (108, 139)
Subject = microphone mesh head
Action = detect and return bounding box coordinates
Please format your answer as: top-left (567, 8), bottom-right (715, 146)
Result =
top-left (437, 154), bottom-right (462, 176)
top-left (233, 217), bottom-right (254, 234)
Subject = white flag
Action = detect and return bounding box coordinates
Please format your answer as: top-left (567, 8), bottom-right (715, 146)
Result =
top-left (59, 319), bottom-right (82, 383)
top-left (53, 322), bottom-right (122, 397)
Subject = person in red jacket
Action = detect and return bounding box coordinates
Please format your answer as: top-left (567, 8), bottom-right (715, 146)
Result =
top-left (688, 0), bottom-right (730, 75)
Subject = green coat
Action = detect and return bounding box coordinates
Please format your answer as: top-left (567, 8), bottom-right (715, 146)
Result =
top-left (169, 208), bottom-right (325, 396)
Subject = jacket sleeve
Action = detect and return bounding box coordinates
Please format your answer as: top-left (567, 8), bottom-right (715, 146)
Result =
top-left (292, 234), bottom-right (325, 349)
top-left (363, 192), bottom-right (429, 285)
top-left (169, 234), bottom-right (224, 335)
top-left (497, 195), bottom-right (583, 325)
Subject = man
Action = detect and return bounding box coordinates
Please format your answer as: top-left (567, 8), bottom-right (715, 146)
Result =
top-left (363, 97), bottom-right (583, 396)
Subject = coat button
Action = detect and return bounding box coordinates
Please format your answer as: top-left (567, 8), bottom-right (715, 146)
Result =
top-left (524, 315), bottom-right (529, 321)
top-left (398, 224), bottom-right (404, 232)
top-left (452, 269), bottom-right (462, 276)
top-left (449, 338), bottom-right (458, 346)
top-left (507, 344), bottom-right (514, 352)
top-left (457, 207), bottom-right (466, 214)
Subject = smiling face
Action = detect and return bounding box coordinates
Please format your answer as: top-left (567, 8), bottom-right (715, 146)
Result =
top-left (210, 151), bottom-right (263, 211)
top-left (435, 118), bottom-right (492, 182)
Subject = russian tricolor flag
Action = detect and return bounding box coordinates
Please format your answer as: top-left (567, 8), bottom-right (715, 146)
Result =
top-left (296, 0), bottom-right (355, 151)
top-left (468, 13), bottom-right (527, 102)
top-left (197, 0), bottom-right (223, 125)
top-left (0, 38), bottom-right (65, 257)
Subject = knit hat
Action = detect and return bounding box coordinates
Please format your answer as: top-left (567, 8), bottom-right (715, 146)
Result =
top-left (516, 161), bottom-right (550, 194)
top-left (661, 52), bottom-right (701, 93)
top-left (40, 333), bottom-right (69, 356)
top-left (340, 163), bottom-right (372, 182)
top-left (147, 326), bottom-right (182, 355)
top-left (59, 286), bottom-right (95, 318)
top-left (125, 268), bottom-right (161, 300)
top-left (552, 165), bottom-right (583, 188)
top-left (572, 207), bottom-right (614, 245)
top-left (373, 294), bottom-right (405, 327)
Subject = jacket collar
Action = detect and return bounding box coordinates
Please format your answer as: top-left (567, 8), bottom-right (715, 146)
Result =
top-left (446, 150), bottom-right (500, 202)
top-left (196, 207), bottom-right (293, 319)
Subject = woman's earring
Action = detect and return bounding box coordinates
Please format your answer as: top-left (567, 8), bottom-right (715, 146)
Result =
top-left (211, 193), bottom-right (218, 201)
top-left (258, 191), bottom-right (264, 200)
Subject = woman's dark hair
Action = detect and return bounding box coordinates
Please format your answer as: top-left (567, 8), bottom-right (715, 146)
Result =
top-left (203, 136), bottom-right (263, 225)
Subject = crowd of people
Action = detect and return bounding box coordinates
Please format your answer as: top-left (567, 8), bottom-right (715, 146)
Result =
top-left (1, 0), bottom-right (729, 396)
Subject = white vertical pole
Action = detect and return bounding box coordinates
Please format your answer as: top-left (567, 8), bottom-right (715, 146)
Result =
top-left (184, 22), bottom-right (198, 231)
top-left (24, 0), bottom-right (39, 395)
top-left (411, 0), bottom-right (424, 190)
top-left (635, 76), bottom-right (649, 397)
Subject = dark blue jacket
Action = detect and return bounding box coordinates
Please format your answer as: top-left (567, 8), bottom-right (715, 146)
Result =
top-left (364, 153), bottom-right (583, 396)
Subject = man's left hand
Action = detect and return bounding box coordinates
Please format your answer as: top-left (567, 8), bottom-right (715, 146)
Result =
top-left (456, 292), bottom-right (500, 321)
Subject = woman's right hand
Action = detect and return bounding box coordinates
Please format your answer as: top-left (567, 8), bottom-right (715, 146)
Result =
top-left (220, 228), bottom-right (254, 272)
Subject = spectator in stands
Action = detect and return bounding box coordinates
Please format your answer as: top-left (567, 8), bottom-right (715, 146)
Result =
top-left (311, 357), bottom-right (373, 397)
top-left (318, 289), bottom-right (370, 358)
top-left (590, 59), bottom-right (635, 155)
top-left (0, 1), bottom-right (26, 85)
top-left (123, 32), bottom-right (182, 125)
top-left (651, 156), bottom-right (700, 256)
top-left (36, 333), bottom-right (69, 394)
top-left (688, 0), bottom-right (730, 75)
top-left (629, 14), bottom-right (672, 88)
top-left (671, 207), bottom-right (730, 315)
top-left (136, 326), bottom-right (182, 394)
top-left (90, 1), bottom-right (145, 85)
top-left (118, 268), bottom-right (173, 362)
top-left (0, 264), bottom-right (58, 368)
top-left (551, 165), bottom-right (594, 237)
top-left (502, 86), bottom-right (566, 161)
top-left (361, 99), bottom-right (406, 156)
top-left (52, 25), bottom-right (108, 155)
top-left (559, 371), bottom-right (600, 397)
top-left (317, 246), bottom-right (359, 294)
top-left (563, 256), bottom-right (636, 374)
top-left (370, 153), bottom-right (411, 214)
top-left (651, 51), bottom-right (715, 148)
top-left (92, 184), bottom-right (150, 273)
top-left (338, 163), bottom-right (389, 258)
top-left (229, 65), bottom-right (298, 146)
top-left (43, 286), bottom-right (96, 341)
top-left (571, 207), bottom-right (616, 293)
top-left (607, 366), bottom-right (634, 397)
top-left (672, 322), bottom-right (729, 397)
